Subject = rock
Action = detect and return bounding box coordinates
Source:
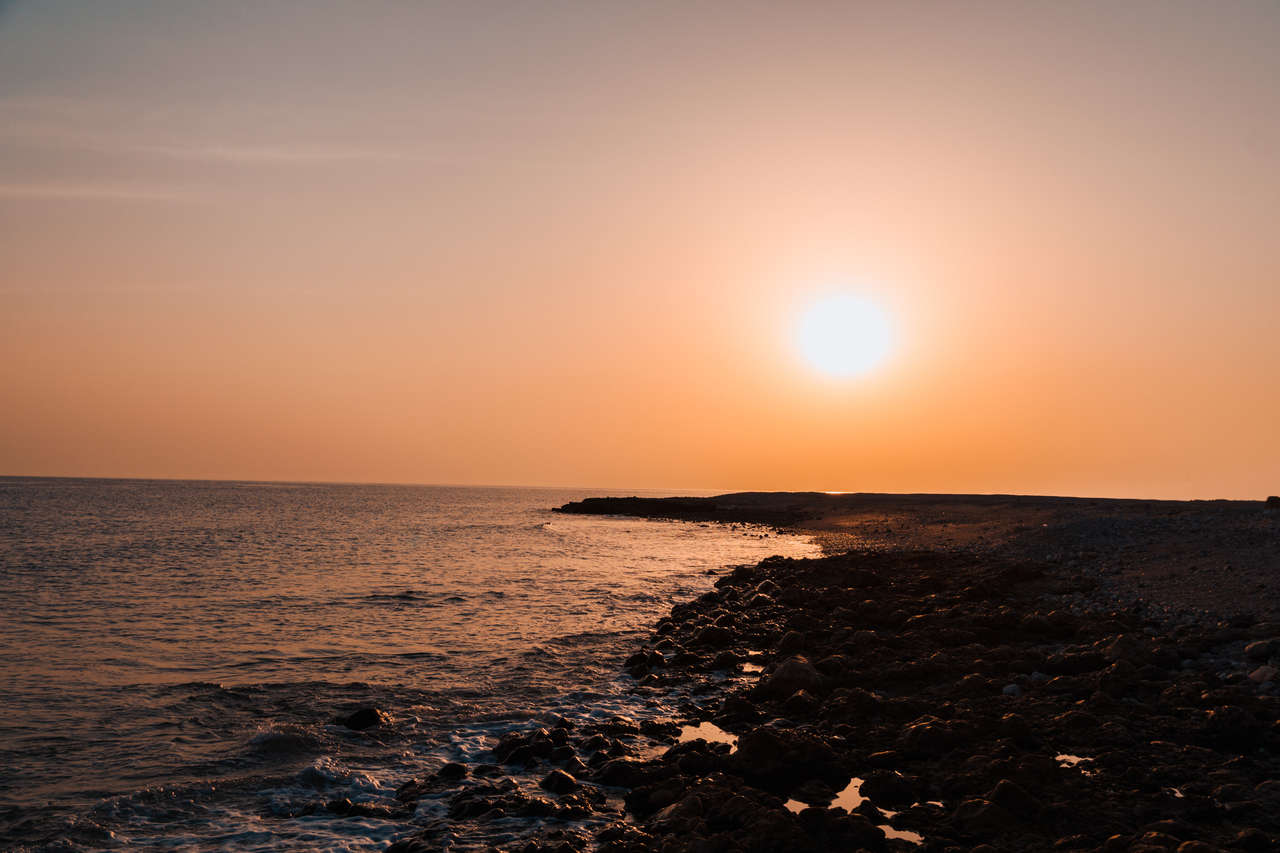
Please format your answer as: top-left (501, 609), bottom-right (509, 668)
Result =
top-left (1245, 640), bottom-right (1275, 661)
top-left (437, 762), bottom-right (466, 780)
top-left (860, 770), bottom-right (917, 808)
top-left (1231, 828), bottom-right (1274, 851)
top-left (783, 689), bottom-right (820, 717)
top-left (957, 673), bottom-right (994, 696)
top-left (711, 649), bottom-right (742, 670)
top-left (337, 707), bottom-right (389, 731)
top-left (865, 750), bottom-right (899, 767)
top-left (778, 630), bottom-right (806, 653)
top-left (1103, 633), bottom-right (1150, 663)
top-left (1003, 683), bottom-right (1024, 697)
top-left (1101, 834), bottom-right (1132, 852)
top-left (1000, 713), bottom-right (1034, 740)
top-left (950, 797), bottom-right (1016, 834)
top-left (1249, 665), bottom-right (1277, 683)
top-left (1099, 659), bottom-right (1139, 695)
top-left (624, 649), bottom-right (655, 668)
top-left (693, 625), bottom-right (734, 648)
top-left (761, 655), bottom-right (824, 697)
top-left (640, 720), bottom-right (680, 738)
top-left (897, 716), bottom-right (960, 757)
top-left (325, 797), bottom-right (398, 818)
top-left (394, 776), bottom-right (436, 803)
top-left (729, 725), bottom-right (844, 790)
top-left (986, 778), bottom-right (1041, 818)
top-left (581, 733), bottom-right (609, 752)
top-left (814, 654), bottom-right (855, 678)
top-left (1134, 831), bottom-right (1183, 850)
top-left (790, 778), bottom-right (837, 806)
top-left (539, 768), bottom-right (580, 795)
top-left (596, 823), bottom-right (654, 852)
top-left (1204, 705), bottom-right (1260, 747)
top-left (562, 756), bottom-right (590, 777)
top-left (1175, 842), bottom-right (1218, 853)
top-left (1045, 650), bottom-right (1107, 675)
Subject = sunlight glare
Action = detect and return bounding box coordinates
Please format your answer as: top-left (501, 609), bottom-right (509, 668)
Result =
top-left (796, 293), bottom-right (893, 377)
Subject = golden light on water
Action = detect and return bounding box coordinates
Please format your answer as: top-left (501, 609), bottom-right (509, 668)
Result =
top-left (795, 293), bottom-right (894, 378)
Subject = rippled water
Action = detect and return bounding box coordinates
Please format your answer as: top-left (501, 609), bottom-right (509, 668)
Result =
top-left (0, 478), bottom-right (818, 850)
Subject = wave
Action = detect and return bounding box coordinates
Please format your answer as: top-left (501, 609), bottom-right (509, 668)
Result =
top-left (246, 724), bottom-right (322, 757)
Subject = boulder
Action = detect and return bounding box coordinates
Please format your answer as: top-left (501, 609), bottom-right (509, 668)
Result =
top-left (950, 797), bottom-right (1016, 835)
top-left (693, 625), bottom-right (734, 648)
top-left (539, 769), bottom-right (580, 795)
top-left (784, 689), bottom-right (820, 718)
top-left (1245, 640), bottom-right (1276, 661)
top-left (897, 716), bottom-right (961, 757)
top-left (761, 655), bottom-right (824, 697)
top-left (985, 778), bottom-right (1041, 818)
top-left (337, 707), bottom-right (389, 731)
top-left (437, 762), bottom-right (466, 780)
top-left (729, 725), bottom-right (844, 790)
top-left (778, 630), bottom-right (806, 653)
top-left (859, 770), bottom-right (917, 809)
top-left (711, 650), bottom-right (743, 670)
top-left (1248, 665), bottom-right (1276, 683)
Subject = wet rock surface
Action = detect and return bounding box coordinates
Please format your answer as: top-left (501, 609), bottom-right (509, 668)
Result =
top-left (335, 706), bottom-right (390, 731)
top-left (386, 496), bottom-right (1278, 851)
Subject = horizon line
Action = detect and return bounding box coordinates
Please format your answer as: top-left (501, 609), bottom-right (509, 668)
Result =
top-left (0, 473), bottom-right (1269, 504)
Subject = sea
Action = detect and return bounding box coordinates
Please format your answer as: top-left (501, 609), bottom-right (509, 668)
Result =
top-left (0, 478), bottom-right (819, 851)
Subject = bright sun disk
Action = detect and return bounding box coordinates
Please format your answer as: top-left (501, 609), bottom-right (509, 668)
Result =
top-left (796, 293), bottom-right (893, 377)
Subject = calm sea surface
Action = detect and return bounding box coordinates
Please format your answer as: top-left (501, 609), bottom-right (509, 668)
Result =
top-left (0, 478), bottom-right (817, 851)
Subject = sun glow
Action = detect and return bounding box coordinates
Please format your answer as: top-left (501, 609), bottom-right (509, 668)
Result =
top-left (795, 293), bottom-right (893, 378)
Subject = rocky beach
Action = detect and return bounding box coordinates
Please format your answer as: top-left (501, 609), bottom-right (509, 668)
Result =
top-left (384, 493), bottom-right (1279, 853)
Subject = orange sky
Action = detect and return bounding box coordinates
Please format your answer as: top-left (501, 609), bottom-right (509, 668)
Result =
top-left (2, 2), bottom-right (1278, 498)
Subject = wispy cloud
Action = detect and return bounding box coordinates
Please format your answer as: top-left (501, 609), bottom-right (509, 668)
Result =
top-left (0, 183), bottom-right (195, 202)
top-left (134, 143), bottom-right (415, 164)
top-left (0, 96), bottom-right (419, 166)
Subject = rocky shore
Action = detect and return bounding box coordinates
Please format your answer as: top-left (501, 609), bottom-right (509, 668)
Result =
top-left (386, 494), bottom-right (1279, 852)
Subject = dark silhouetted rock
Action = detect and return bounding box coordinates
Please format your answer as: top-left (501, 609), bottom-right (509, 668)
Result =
top-left (693, 625), bottom-right (734, 648)
top-left (711, 649), bottom-right (742, 669)
top-left (778, 630), bottom-right (806, 653)
top-left (540, 768), bottom-right (580, 794)
top-left (860, 770), bottom-right (917, 809)
top-left (986, 778), bottom-right (1041, 818)
top-left (337, 707), bottom-right (389, 731)
top-left (437, 762), bottom-right (466, 780)
top-left (951, 798), bottom-right (1016, 834)
top-left (784, 688), bottom-right (820, 717)
top-left (761, 655), bottom-right (823, 697)
top-left (1245, 639), bottom-right (1276, 661)
top-left (593, 753), bottom-right (660, 788)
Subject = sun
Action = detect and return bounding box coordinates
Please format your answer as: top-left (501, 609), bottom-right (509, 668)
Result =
top-left (795, 293), bottom-right (893, 377)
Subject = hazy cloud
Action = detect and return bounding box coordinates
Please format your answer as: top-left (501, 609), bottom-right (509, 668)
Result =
top-left (135, 143), bottom-right (416, 164)
top-left (0, 96), bottom-right (421, 166)
top-left (0, 182), bottom-right (195, 202)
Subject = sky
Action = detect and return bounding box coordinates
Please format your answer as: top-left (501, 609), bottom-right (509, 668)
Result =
top-left (2, 1), bottom-right (1278, 498)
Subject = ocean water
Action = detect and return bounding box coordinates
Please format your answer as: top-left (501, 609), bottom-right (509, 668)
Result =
top-left (0, 478), bottom-right (818, 851)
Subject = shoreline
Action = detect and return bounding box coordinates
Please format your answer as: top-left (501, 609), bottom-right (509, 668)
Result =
top-left (558, 492), bottom-right (1280, 622)
top-left (386, 493), bottom-right (1278, 852)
